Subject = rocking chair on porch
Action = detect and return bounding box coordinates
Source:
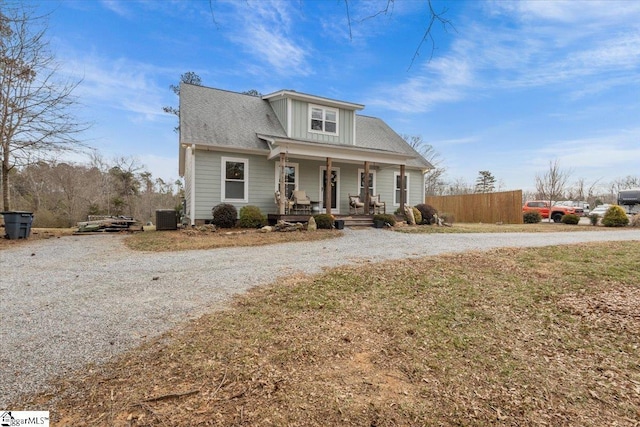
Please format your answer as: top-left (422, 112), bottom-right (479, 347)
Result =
top-left (369, 194), bottom-right (386, 214)
top-left (274, 191), bottom-right (294, 214)
top-left (292, 190), bottom-right (311, 214)
top-left (348, 194), bottom-right (365, 215)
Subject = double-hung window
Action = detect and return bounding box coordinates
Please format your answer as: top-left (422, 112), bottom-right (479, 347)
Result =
top-left (222, 157), bottom-right (248, 202)
top-left (394, 172), bottom-right (409, 205)
top-left (309, 105), bottom-right (338, 135)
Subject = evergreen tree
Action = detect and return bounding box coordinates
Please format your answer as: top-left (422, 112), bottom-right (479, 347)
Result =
top-left (475, 170), bottom-right (496, 193)
top-left (162, 71), bottom-right (202, 132)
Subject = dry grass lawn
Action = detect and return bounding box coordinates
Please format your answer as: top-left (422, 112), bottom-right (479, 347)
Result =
top-left (123, 227), bottom-right (342, 252)
top-left (122, 221), bottom-right (628, 252)
top-left (395, 221), bottom-right (612, 234)
top-left (14, 240), bottom-right (640, 426)
top-left (0, 221), bottom-right (621, 252)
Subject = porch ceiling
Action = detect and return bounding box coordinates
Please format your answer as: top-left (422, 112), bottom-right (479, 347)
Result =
top-left (258, 134), bottom-right (414, 166)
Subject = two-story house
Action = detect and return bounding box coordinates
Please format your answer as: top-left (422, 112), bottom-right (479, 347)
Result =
top-left (179, 84), bottom-right (433, 225)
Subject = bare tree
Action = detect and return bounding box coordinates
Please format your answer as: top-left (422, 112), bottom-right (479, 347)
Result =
top-left (1, 4), bottom-right (87, 211)
top-left (446, 177), bottom-right (473, 195)
top-left (6, 157), bottom-right (183, 226)
top-left (344, 0), bottom-right (455, 69)
top-left (402, 134), bottom-right (447, 196)
top-left (535, 159), bottom-right (571, 221)
top-left (205, 1), bottom-right (453, 69)
top-left (611, 175), bottom-right (640, 191)
top-left (109, 156), bottom-right (143, 217)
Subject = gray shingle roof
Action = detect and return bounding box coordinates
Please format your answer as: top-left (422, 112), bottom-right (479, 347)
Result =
top-left (180, 84), bottom-right (285, 150)
top-left (179, 84), bottom-right (432, 170)
top-left (356, 115), bottom-right (432, 169)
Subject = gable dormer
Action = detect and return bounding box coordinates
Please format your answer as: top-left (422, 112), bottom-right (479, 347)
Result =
top-left (262, 90), bottom-right (364, 145)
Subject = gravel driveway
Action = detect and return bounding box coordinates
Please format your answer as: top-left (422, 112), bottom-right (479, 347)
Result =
top-left (2, 228), bottom-right (639, 406)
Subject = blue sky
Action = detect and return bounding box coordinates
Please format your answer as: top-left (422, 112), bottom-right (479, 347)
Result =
top-left (37, 0), bottom-right (640, 192)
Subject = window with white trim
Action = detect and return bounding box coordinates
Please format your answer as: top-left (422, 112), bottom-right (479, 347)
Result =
top-left (274, 162), bottom-right (299, 199)
top-left (394, 172), bottom-right (409, 205)
top-left (309, 104), bottom-right (338, 135)
top-left (358, 169), bottom-right (376, 200)
top-left (222, 157), bottom-right (248, 202)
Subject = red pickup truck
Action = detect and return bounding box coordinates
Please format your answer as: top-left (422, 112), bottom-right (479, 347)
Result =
top-left (522, 201), bottom-right (584, 223)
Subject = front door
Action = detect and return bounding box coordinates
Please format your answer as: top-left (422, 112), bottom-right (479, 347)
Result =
top-left (320, 167), bottom-right (340, 213)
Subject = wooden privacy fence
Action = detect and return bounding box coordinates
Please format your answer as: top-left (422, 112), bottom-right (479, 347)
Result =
top-left (425, 190), bottom-right (523, 224)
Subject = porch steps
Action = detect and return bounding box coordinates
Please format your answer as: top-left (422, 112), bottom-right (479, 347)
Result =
top-left (337, 215), bottom-right (374, 228)
top-left (268, 214), bottom-right (376, 228)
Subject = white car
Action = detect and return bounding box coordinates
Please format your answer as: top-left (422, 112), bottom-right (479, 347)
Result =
top-left (589, 204), bottom-right (611, 218)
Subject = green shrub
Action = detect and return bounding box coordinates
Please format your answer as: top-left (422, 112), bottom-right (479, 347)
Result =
top-left (313, 214), bottom-right (333, 229)
top-left (601, 205), bottom-right (629, 227)
top-left (415, 203), bottom-right (437, 224)
top-left (523, 211), bottom-right (542, 224)
top-left (373, 213), bottom-right (396, 226)
top-left (412, 207), bottom-right (422, 225)
top-left (630, 213), bottom-right (640, 227)
top-left (238, 205), bottom-right (266, 228)
top-left (561, 214), bottom-right (580, 225)
top-left (589, 213), bottom-right (599, 226)
top-left (211, 203), bottom-right (237, 228)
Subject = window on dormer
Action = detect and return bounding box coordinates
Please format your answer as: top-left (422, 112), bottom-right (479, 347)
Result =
top-left (309, 105), bottom-right (338, 135)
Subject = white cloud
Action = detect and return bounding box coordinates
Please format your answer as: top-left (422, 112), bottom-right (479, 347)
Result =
top-left (429, 136), bottom-right (478, 147)
top-left (366, 55), bottom-right (473, 112)
top-left (222, 0), bottom-right (312, 77)
top-left (502, 0), bottom-right (640, 24)
top-left (532, 129), bottom-right (640, 170)
top-left (59, 54), bottom-right (172, 122)
top-left (366, 0), bottom-right (640, 114)
top-left (100, 0), bottom-right (131, 18)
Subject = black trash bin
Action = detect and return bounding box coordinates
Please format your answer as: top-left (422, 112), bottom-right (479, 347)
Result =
top-left (334, 219), bottom-right (345, 230)
top-left (1, 211), bottom-right (34, 239)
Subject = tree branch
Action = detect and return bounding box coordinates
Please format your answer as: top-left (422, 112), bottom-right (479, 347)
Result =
top-left (408, 0), bottom-right (456, 70)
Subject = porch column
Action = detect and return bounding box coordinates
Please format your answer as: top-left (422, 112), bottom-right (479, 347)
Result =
top-left (363, 161), bottom-right (370, 214)
top-left (325, 157), bottom-right (332, 215)
top-left (400, 164), bottom-right (406, 214)
top-left (279, 153), bottom-right (286, 214)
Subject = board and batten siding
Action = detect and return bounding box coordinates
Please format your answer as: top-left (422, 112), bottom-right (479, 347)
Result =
top-left (269, 98), bottom-right (288, 133)
top-left (193, 150), bottom-right (276, 221)
top-left (288, 99), bottom-right (354, 144)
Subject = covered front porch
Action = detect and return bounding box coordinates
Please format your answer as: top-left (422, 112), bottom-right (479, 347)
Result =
top-left (260, 134), bottom-right (416, 218)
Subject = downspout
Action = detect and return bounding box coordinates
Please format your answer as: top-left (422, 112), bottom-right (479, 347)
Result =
top-left (400, 164), bottom-right (406, 214)
top-left (279, 152), bottom-right (286, 214)
top-left (363, 161), bottom-right (370, 212)
top-left (190, 144), bottom-right (196, 226)
top-left (325, 157), bottom-right (332, 215)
